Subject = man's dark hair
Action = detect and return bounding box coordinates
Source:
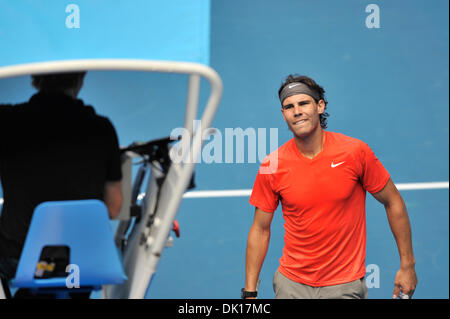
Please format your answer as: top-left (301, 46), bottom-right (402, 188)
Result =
top-left (278, 74), bottom-right (330, 129)
top-left (31, 72), bottom-right (86, 92)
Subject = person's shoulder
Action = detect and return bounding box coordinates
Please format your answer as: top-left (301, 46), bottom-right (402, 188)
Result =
top-left (73, 100), bottom-right (116, 134)
top-left (87, 108), bottom-right (118, 136)
top-left (327, 131), bottom-right (368, 150)
top-left (327, 132), bottom-right (376, 163)
top-left (0, 103), bottom-right (29, 136)
top-left (262, 139), bottom-right (292, 160)
top-left (95, 113), bottom-right (115, 129)
top-left (0, 103), bottom-right (13, 113)
top-left (80, 103), bottom-right (108, 123)
top-left (259, 138), bottom-right (294, 174)
top-left (0, 102), bottom-right (29, 118)
top-left (0, 101), bottom-right (29, 110)
top-left (76, 100), bottom-right (98, 117)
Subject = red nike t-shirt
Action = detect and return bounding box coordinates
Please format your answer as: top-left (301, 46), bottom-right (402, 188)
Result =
top-left (249, 131), bottom-right (390, 287)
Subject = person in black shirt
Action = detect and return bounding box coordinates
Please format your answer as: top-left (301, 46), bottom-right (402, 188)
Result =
top-left (0, 72), bottom-right (123, 286)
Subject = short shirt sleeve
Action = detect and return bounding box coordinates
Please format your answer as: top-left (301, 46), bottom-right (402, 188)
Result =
top-left (249, 161), bottom-right (279, 213)
top-left (104, 118), bottom-right (122, 182)
top-left (358, 141), bottom-right (390, 194)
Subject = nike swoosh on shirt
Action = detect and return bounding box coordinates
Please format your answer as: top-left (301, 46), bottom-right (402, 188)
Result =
top-left (331, 161), bottom-right (345, 168)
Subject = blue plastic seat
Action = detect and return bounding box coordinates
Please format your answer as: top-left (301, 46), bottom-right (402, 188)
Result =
top-left (11, 200), bottom-right (127, 293)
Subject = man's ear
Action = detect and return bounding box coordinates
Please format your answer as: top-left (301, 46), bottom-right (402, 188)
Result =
top-left (317, 99), bottom-right (326, 114)
top-left (281, 108), bottom-right (287, 122)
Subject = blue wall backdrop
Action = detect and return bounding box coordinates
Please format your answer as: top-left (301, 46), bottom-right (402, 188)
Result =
top-left (0, 0), bottom-right (210, 66)
top-left (0, 0), bottom-right (448, 299)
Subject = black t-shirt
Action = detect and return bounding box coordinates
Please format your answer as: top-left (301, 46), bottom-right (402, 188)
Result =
top-left (0, 92), bottom-right (122, 259)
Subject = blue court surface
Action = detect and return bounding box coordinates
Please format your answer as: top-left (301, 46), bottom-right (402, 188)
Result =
top-left (0, 0), bottom-right (448, 299)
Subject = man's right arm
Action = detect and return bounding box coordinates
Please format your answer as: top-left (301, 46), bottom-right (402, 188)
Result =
top-left (245, 207), bottom-right (274, 294)
top-left (102, 118), bottom-right (123, 219)
top-left (104, 180), bottom-right (123, 219)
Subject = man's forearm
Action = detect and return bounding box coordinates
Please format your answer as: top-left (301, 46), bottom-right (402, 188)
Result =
top-left (104, 181), bottom-right (123, 219)
top-left (245, 225), bottom-right (270, 291)
top-left (385, 198), bottom-right (415, 267)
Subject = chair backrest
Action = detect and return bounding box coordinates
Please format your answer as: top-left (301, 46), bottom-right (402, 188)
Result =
top-left (12, 200), bottom-right (127, 289)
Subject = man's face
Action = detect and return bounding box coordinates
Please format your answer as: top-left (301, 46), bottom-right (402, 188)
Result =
top-left (281, 94), bottom-right (325, 139)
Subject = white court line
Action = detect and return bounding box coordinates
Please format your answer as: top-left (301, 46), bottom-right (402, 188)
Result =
top-left (0, 182), bottom-right (448, 204)
top-left (394, 182), bottom-right (449, 191)
top-left (183, 189), bottom-right (252, 198)
top-left (181, 182), bottom-right (449, 198)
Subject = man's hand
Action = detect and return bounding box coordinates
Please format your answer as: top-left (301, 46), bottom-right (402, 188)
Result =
top-left (393, 265), bottom-right (418, 299)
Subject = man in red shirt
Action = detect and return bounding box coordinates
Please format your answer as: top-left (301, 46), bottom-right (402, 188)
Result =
top-left (242, 74), bottom-right (417, 299)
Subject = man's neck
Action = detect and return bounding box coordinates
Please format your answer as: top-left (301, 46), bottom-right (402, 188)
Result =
top-left (293, 127), bottom-right (325, 159)
top-left (39, 89), bottom-right (78, 99)
top-left (61, 88), bottom-right (78, 99)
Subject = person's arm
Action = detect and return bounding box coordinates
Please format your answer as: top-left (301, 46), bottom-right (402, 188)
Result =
top-left (371, 178), bottom-right (418, 298)
top-left (104, 181), bottom-right (123, 219)
top-left (244, 207), bottom-right (274, 297)
top-left (102, 118), bottom-right (123, 219)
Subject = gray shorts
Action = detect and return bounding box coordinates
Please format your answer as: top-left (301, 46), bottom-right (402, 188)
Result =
top-left (273, 270), bottom-right (368, 299)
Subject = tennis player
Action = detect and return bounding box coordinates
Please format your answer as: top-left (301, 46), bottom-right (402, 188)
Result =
top-left (242, 74), bottom-right (417, 299)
